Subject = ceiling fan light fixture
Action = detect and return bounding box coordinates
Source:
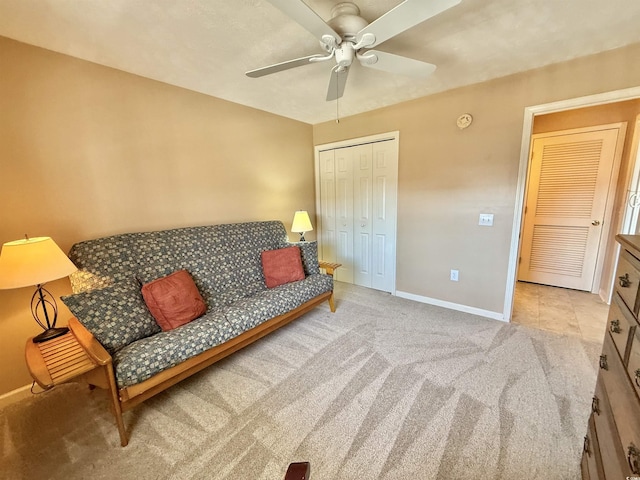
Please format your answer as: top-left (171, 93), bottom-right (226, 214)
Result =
top-left (330, 2), bottom-right (360, 18)
top-left (335, 42), bottom-right (355, 68)
top-left (327, 2), bottom-right (368, 40)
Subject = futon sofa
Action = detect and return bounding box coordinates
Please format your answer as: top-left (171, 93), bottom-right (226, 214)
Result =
top-left (61, 221), bottom-right (335, 446)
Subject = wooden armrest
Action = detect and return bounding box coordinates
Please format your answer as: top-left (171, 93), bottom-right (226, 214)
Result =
top-left (318, 261), bottom-right (341, 277)
top-left (284, 462), bottom-right (310, 480)
top-left (68, 317), bottom-right (112, 366)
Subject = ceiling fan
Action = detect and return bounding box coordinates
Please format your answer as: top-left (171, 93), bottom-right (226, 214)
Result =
top-left (246, 0), bottom-right (462, 101)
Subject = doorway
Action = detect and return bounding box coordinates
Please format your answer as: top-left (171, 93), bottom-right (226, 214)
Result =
top-left (512, 281), bottom-right (609, 342)
top-left (505, 87), bottom-right (640, 322)
top-left (518, 124), bottom-right (626, 292)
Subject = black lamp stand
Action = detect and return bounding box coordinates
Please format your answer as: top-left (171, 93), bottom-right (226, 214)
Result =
top-left (31, 284), bottom-right (68, 343)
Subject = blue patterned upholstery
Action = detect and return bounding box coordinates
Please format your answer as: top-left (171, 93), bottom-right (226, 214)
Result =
top-left (225, 274), bottom-right (333, 331)
top-left (112, 310), bottom-right (237, 387)
top-left (62, 277), bottom-right (161, 354)
top-left (293, 241), bottom-right (321, 276)
top-left (66, 221), bottom-right (333, 388)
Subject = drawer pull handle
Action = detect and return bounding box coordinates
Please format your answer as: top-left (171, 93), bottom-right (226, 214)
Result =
top-left (583, 435), bottom-right (591, 456)
top-left (599, 354), bottom-right (608, 370)
top-left (628, 443), bottom-right (640, 474)
top-left (610, 319), bottom-right (621, 334)
top-left (635, 369), bottom-right (640, 388)
top-left (619, 273), bottom-right (632, 288)
top-left (582, 435), bottom-right (592, 456)
top-left (591, 395), bottom-right (600, 415)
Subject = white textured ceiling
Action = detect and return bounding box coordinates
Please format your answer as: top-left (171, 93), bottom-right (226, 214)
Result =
top-left (0, 0), bottom-right (639, 124)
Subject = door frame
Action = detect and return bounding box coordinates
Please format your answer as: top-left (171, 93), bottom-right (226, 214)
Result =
top-left (620, 115), bottom-right (640, 235)
top-left (314, 131), bottom-right (400, 294)
top-left (505, 87), bottom-right (640, 321)
top-left (518, 123), bottom-right (626, 292)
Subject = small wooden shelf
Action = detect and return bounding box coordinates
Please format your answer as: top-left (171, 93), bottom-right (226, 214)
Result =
top-left (25, 331), bottom-right (99, 390)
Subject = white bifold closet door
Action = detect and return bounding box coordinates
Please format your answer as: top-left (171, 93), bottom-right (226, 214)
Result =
top-left (318, 139), bottom-right (397, 293)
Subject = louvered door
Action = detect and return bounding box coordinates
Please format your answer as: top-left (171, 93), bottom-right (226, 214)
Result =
top-left (518, 127), bottom-right (619, 290)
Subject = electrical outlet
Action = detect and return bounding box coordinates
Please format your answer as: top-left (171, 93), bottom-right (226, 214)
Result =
top-left (450, 269), bottom-right (459, 282)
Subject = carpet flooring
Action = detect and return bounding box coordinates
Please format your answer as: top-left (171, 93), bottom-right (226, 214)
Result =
top-left (1, 282), bottom-right (601, 479)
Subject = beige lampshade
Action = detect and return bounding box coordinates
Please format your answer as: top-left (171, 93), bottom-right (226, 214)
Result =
top-left (0, 237), bottom-right (77, 289)
top-left (291, 211), bottom-right (313, 233)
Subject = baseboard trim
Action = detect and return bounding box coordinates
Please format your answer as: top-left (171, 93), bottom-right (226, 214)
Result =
top-left (0, 384), bottom-right (32, 409)
top-left (395, 290), bottom-right (506, 322)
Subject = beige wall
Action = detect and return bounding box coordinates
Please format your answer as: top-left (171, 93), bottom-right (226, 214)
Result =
top-left (313, 43), bottom-right (640, 315)
top-left (0, 37), bottom-right (315, 395)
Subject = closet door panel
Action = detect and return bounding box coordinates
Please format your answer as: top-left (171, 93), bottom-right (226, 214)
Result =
top-left (372, 141), bottom-right (398, 292)
top-left (319, 150), bottom-right (337, 264)
top-left (335, 147), bottom-right (354, 283)
top-left (354, 144), bottom-right (373, 287)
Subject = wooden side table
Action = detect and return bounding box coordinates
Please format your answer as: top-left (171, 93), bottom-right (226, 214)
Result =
top-left (319, 261), bottom-right (341, 312)
top-left (25, 326), bottom-right (129, 446)
top-left (25, 331), bottom-right (100, 390)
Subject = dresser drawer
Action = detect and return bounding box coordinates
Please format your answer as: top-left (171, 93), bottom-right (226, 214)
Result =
top-left (599, 334), bottom-right (640, 477)
top-left (627, 328), bottom-right (640, 401)
top-left (591, 376), bottom-right (629, 479)
top-left (582, 415), bottom-right (604, 480)
top-left (609, 294), bottom-right (636, 364)
top-left (580, 452), bottom-right (591, 480)
top-left (615, 249), bottom-right (640, 316)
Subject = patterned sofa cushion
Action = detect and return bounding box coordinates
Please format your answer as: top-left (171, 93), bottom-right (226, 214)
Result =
top-left (68, 234), bottom-right (139, 292)
top-left (68, 221), bottom-right (287, 305)
top-left (62, 277), bottom-right (161, 354)
top-left (115, 273), bottom-right (333, 387)
top-left (112, 310), bottom-right (237, 388)
top-left (225, 274), bottom-right (333, 331)
top-left (290, 241), bottom-right (321, 276)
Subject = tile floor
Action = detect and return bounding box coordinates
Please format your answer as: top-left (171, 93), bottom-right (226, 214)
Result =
top-left (512, 281), bottom-right (609, 343)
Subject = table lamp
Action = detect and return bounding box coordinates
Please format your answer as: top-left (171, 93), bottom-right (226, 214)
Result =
top-left (0, 236), bottom-right (77, 343)
top-left (291, 211), bottom-right (313, 242)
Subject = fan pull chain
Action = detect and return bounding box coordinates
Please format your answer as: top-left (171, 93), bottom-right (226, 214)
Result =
top-left (335, 69), bottom-right (340, 124)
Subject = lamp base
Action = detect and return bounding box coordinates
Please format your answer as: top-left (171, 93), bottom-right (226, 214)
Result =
top-left (32, 327), bottom-right (69, 343)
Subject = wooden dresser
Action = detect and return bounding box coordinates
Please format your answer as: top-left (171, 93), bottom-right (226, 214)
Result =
top-left (582, 234), bottom-right (640, 479)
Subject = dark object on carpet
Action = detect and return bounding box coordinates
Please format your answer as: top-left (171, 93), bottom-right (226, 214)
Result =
top-left (285, 462), bottom-right (310, 480)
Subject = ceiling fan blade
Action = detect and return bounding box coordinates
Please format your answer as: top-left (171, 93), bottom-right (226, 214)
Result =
top-left (246, 54), bottom-right (326, 78)
top-left (266, 0), bottom-right (341, 46)
top-left (359, 50), bottom-right (436, 78)
top-left (326, 67), bottom-right (350, 101)
top-left (356, 0), bottom-right (461, 48)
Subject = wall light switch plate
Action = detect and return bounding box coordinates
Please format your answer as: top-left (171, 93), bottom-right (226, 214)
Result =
top-left (479, 214), bottom-right (494, 226)
top-left (450, 269), bottom-right (459, 282)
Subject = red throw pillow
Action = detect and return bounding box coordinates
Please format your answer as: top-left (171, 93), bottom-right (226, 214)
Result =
top-left (261, 246), bottom-right (305, 288)
top-left (141, 270), bottom-right (207, 331)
